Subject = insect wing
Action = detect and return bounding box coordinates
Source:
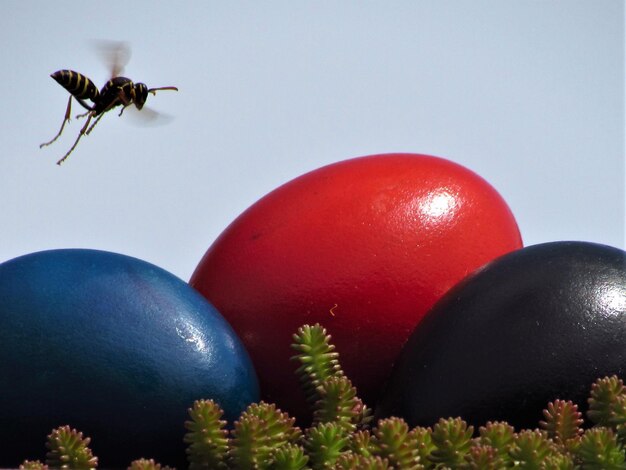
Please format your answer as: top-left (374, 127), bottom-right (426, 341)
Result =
top-left (94, 39), bottom-right (131, 78)
top-left (124, 105), bottom-right (174, 127)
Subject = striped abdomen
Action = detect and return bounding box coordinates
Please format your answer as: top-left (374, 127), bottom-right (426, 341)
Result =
top-left (51, 70), bottom-right (99, 102)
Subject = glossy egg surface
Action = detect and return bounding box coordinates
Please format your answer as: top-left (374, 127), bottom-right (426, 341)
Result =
top-left (191, 153), bottom-right (522, 420)
top-left (376, 241), bottom-right (626, 430)
top-left (0, 249), bottom-right (259, 467)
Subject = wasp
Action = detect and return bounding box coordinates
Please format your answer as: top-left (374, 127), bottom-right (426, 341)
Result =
top-left (40, 43), bottom-right (178, 165)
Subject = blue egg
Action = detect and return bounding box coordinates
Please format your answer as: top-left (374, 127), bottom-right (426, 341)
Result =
top-left (0, 249), bottom-right (259, 468)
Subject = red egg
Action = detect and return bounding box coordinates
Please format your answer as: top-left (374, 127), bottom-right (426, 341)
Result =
top-left (190, 153), bottom-right (522, 421)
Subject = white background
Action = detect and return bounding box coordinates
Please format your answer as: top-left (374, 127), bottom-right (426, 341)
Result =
top-left (1, 1), bottom-right (624, 280)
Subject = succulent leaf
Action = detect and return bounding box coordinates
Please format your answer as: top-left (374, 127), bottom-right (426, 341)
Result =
top-left (411, 426), bottom-right (435, 467)
top-left (429, 417), bottom-right (474, 467)
top-left (353, 397), bottom-right (374, 430)
top-left (371, 417), bottom-right (422, 469)
top-left (610, 395), bottom-right (626, 445)
top-left (508, 429), bottom-right (556, 470)
top-left (478, 421), bottom-right (515, 465)
top-left (230, 401), bottom-right (302, 469)
top-left (313, 376), bottom-right (363, 432)
top-left (19, 461), bottom-right (49, 470)
top-left (332, 452), bottom-right (391, 469)
top-left (291, 324), bottom-right (344, 405)
top-left (540, 400), bottom-right (584, 445)
top-left (183, 399), bottom-right (229, 469)
top-left (463, 445), bottom-right (505, 469)
top-left (305, 422), bottom-right (350, 470)
top-left (348, 430), bottom-right (376, 458)
top-left (587, 376), bottom-right (626, 427)
top-left (126, 458), bottom-right (174, 470)
top-left (270, 443), bottom-right (310, 470)
top-left (45, 425), bottom-right (98, 469)
top-left (541, 453), bottom-right (576, 470)
top-left (574, 427), bottom-right (626, 470)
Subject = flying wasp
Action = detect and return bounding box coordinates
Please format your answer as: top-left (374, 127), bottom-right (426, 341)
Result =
top-left (40, 42), bottom-right (178, 165)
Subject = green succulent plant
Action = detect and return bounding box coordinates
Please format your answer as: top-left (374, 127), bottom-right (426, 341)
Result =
top-left (587, 376), bottom-right (626, 426)
top-left (183, 399), bottom-right (230, 469)
top-left (429, 417), bottom-right (474, 468)
top-left (371, 417), bottom-right (421, 469)
top-left (477, 421), bottom-right (515, 466)
top-left (45, 425), bottom-right (98, 470)
top-left (312, 375), bottom-right (372, 432)
top-left (587, 375), bottom-right (626, 446)
top-left (332, 452), bottom-right (391, 469)
top-left (462, 444), bottom-right (505, 469)
top-left (19, 460), bottom-right (48, 470)
top-left (15, 324), bottom-right (626, 470)
top-left (291, 324), bottom-right (344, 405)
top-left (540, 399), bottom-right (584, 447)
top-left (574, 427), bottom-right (625, 469)
top-left (269, 443), bottom-right (309, 470)
top-left (348, 429), bottom-right (376, 458)
top-left (127, 458), bottom-right (175, 470)
top-left (229, 401), bottom-right (302, 469)
top-left (304, 421), bottom-right (351, 469)
top-left (543, 454), bottom-right (576, 470)
top-left (507, 429), bottom-right (556, 469)
top-left (411, 426), bottom-right (435, 467)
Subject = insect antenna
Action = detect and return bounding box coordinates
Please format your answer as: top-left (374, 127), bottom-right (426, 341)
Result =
top-left (148, 86), bottom-right (179, 95)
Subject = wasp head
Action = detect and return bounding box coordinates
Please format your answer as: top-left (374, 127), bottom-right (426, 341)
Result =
top-left (133, 82), bottom-right (149, 110)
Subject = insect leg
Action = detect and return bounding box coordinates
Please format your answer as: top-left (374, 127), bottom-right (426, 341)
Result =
top-left (56, 112), bottom-right (93, 165)
top-left (116, 89), bottom-right (131, 116)
top-left (118, 104), bottom-right (131, 117)
top-left (85, 112), bottom-right (106, 136)
top-left (74, 97), bottom-right (93, 119)
top-left (39, 95), bottom-right (73, 148)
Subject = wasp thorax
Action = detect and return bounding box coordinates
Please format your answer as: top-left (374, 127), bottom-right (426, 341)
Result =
top-left (134, 83), bottom-right (149, 109)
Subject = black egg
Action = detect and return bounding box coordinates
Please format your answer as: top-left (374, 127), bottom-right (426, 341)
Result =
top-left (376, 241), bottom-right (626, 430)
